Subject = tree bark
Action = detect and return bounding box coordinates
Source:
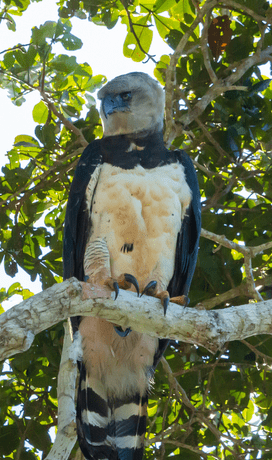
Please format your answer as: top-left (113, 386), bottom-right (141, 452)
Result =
top-left (1, 277), bottom-right (272, 362)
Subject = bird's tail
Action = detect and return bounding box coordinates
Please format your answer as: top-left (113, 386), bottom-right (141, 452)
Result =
top-left (76, 365), bottom-right (148, 460)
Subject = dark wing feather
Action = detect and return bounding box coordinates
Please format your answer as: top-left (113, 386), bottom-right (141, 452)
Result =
top-left (63, 140), bottom-right (102, 281)
top-left (154, 150), bottom-right (201, 370)
top-left (167, 149), bottom-right (201, 298)
top-left (63, 140), bottom-right (102, 333)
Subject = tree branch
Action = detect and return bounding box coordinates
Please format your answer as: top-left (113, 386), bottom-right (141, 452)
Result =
top-left (1, 277), bottom-right (272, 362)
top-left (45, 322), bottom-right (77, 460)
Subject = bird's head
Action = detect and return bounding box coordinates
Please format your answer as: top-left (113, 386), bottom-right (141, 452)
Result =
top-left (97, 72), bottom-right (165, 138)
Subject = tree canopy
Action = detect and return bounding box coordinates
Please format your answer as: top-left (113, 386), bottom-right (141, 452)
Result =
top-left (1, 0), bottom-right (272, 458)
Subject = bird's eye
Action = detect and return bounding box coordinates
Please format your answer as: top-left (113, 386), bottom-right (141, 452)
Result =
top-left (120, 91), bottom-right (132, 101)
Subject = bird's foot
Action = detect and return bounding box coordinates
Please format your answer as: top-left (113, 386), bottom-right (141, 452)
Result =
top-left (141, 281), bottom-right (188, 316)
top-left (105, 273), bottom-right (140, 300)
top-left (114, 326), bottom-right (131, 337)
top-left (141, 280), bottom-right (169, 315)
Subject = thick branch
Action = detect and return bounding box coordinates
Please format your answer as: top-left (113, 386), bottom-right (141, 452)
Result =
top-left (45, 322), bottom-right (77, 460)
top-left (1, 277), bottom-right (272, 361)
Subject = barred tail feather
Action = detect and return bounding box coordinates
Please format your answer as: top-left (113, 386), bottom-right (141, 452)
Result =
top-left (76, 365), bottom-right (148, 460)
top-left (114, 394), bottom-right (147, 460)
top-left (77, 365), bottom-right (117, 460)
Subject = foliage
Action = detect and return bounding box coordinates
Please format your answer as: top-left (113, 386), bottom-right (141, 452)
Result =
top-left (0, 0), bottom-right (272, 458)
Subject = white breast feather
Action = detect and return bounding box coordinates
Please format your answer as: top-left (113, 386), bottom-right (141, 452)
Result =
top-left (88, 162), bottom-right (191, 292)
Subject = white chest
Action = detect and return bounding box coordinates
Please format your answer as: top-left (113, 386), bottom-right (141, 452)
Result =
top-left (86, 162), bottom-right (192, 289)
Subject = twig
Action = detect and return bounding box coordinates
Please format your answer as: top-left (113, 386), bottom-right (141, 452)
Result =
top-left (164, 0), bottom-right (218, 142)
top-left (241, 339), bottom-right (272, 364)
top-left (222, 0), bottom-right (271, 24)
top-left (161, 357), bottom-right (235, 457)
top-left (179, 44), bottom-right (272, 127)
top-left (201, 228), bottom-right (272, 302)
top-left (243, 251), bottom-right (263, 302)
top-left (161, 357), bottom-right (195, 411)
top-left (200, 6), bottom-right (218, 84)
top-left (163, 440), bottom-right (216, 459)
top-left (0, 43), bottom-right (31, 55)
top-left (195, 117), bottom-right (231, 161)
top-left (201, 228), bottom-right (272, 255)
top-left (0, 155), bottom-right (80, 211)
top-left (41, 91), bottom-right (88, 148)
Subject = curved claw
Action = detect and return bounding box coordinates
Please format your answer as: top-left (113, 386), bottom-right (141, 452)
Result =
top-left (163, 296), bottom-right (169, 316)
top-left (113, 281), bottom-right (119, 300)
top-left (124, 273), bottom-right (140, 297)
top-left (114, 326), bottom-right (131, 337)
top-left (141, 280), bottom-right (157, 297)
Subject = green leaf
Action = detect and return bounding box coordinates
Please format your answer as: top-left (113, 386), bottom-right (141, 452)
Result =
top-left (5, 13), bottom-right (16, 31)
top-left (32, 21), bottom-right (56, 46)
top-left (154, 15), bottom-right (181, 40)
top-left (250, 79), bottom-right (272, 95)
top-left (50, 54), bottom-right (78, 73)
top-left (7, 282), bottom-right (21, 296)
top-left (61, 32), bottom-right (83, 50)
top-left (32, 101), bottom-right (49, 124)
top-left (3, 51), bottom-right (15, 68)
top-left (123, 16), bottom-right (153, 62)
top-left (242, 400), bottom-right (254, 422)
top-left (14, 134), bottom-right (40, 148)
top-left (26, 421), bottom-right (51, 451)
top-left (0, 424), bottom-right (20, 455)
top-left (153, 0), bottom-right (177, 13)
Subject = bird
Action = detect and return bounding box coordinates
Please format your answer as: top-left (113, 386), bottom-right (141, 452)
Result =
top-left (63, 71), bottom-right (201, 460)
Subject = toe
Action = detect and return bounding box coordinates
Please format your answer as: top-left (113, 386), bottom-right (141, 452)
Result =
top-left (117, 273), bottom-right (140, 296)
top-left (155, 290), bottom-right (170, 316)
top-left (114, 326), bottom-right (131, 337)
top-left (162, 293), bottom-right (169, 316)
top-left (123, 273), bottom-right (140, 296)
top-left (105, 277), bottom-right (119, 300)
top-left (141, 280), bottom-right (157, 297)
top-left (170, 295), bottom-right (188, 307)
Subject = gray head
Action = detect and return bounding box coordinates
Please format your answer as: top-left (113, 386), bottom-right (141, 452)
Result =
top-left (97, 72), bottom-right (165, 137)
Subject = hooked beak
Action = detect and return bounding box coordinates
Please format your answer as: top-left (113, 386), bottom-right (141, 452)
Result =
top-left (102, 94), bottom-right (130, 118)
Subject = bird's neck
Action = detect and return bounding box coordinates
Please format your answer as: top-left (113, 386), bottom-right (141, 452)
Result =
top-left (100, 131), bottom-right (175, 170)
top-left (102, 130), bottom-right (166, 151)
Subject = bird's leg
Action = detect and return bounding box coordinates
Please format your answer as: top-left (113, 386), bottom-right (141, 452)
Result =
top-left (105, 274), bottom-right (139, 337)
top-left (84, 238), bottom-right (139, 299)
top-left (141, 281), bottom-right (188, 315)
top-left (84, 238), bottom-right (140, 336)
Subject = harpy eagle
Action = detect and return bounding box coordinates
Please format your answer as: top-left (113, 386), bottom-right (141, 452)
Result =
top-left (63, 72), bottom-right (201, 460)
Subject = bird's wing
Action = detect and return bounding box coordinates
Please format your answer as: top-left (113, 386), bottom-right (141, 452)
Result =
top-left (63, 140), bottom-right (102, 333)
top-left (153, 150), bottom-right (201, 370)
top-left (167, 149), bottom-right (201, 299)
top-left (63, 140), bottom-right (102, 281)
